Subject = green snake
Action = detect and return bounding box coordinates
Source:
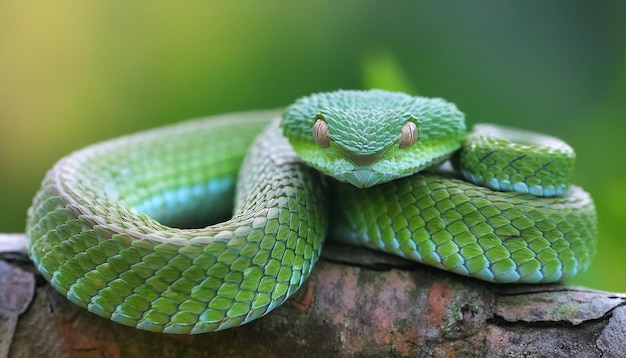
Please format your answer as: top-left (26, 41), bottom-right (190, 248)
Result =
top-left (25, 89), bottom-right (597, 334)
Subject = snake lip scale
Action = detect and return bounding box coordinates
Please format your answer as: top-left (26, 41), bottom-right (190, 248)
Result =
top-left (25, 89), bottom-right (597, 333)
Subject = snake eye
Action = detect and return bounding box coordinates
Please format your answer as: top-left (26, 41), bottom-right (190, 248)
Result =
top-left (399, 121), bottom-right (418, 148)
top-left (312, 118), bottom-right (331, 148)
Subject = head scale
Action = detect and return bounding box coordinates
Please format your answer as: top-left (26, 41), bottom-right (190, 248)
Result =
top-left (280, 89), bottom-right (466, 188)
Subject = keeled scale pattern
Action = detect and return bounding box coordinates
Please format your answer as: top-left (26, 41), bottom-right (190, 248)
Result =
top-left (24, 99), bottom-right (599, 334)
top-left (26, 114), bottom-right (327, 333)
top-left (455, 124), bottom-right (575, 197)
top-left (330, 174), bottom-right (597, 283)
top-left (280, 90), bottom-right (467, 180)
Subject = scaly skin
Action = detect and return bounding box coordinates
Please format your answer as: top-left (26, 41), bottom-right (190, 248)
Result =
top-left (26, 90), bottom-right (597, 334)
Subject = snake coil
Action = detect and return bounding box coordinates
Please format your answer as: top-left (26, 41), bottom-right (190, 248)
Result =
top-left (26, 90), bottom-right (597, 333)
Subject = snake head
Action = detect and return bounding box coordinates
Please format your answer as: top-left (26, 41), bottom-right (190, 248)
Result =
top-left (280, 89), bottom-right (467, 188)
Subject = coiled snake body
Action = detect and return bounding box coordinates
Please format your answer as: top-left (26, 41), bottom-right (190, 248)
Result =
top-left (26, 90), bottom-right (597, 334)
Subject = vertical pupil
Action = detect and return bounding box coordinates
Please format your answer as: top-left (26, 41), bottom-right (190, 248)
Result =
top-left (400, 122), bottom-right (417, 148)
top-left (313, 119), bottom-right (330, 147)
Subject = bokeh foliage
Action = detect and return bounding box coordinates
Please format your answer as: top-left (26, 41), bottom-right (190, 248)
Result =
top-left (1, 1), bottom-right (624, 291)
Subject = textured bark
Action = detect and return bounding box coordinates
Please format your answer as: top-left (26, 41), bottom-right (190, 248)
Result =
top-left (1, 241), bottom-right (625, 358)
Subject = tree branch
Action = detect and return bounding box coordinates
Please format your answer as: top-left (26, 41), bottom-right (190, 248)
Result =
top-left (1, 238), bottom-right (624, 357)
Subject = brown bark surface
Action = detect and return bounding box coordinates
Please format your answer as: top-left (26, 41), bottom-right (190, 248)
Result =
top-left (1, 242), bottom-right (625, 358)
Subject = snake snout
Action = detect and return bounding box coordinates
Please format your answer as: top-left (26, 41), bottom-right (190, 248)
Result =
top-left (340, 168), bottom-right (386, 188)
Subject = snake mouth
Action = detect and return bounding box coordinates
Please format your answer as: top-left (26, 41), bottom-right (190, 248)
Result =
top-left (335, 168), bottom-right (390, 188)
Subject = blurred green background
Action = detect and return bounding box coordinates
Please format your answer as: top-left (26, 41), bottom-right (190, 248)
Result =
top-left (1, 1), bottom-right (624, 291)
